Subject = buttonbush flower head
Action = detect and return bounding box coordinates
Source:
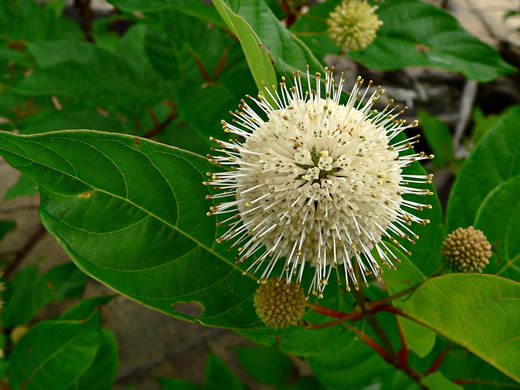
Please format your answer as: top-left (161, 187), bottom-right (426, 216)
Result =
top-left (327, 0), bottom-right (383, 51)
top-left (205, 67), bottom-right (433, 297)
top-left (254, 279), bottom-right (306, 329)
top-left (441, 226), bottom-right (492, 273)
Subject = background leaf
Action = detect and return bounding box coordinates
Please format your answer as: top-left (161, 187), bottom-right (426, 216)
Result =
top-left (8, 311), bottom-right (102, 390)
top-left (2, 263), bottom-right (87, 328)
top-left (418, 111), bottom-right (455, 169)
top-left (235, 345), bottom-right (294, 387)
top-left (293, 0), bottom-right (514, 82)
top-left (204, 354), bottom-right (245, 390)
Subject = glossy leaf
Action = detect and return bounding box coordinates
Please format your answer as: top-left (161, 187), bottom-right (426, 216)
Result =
top-left (446, 107), bottom-right (520, 233)
top-left (2, 263), bottom-right (87, 328)
top-left (220, 0), bottom-right (322, 75)
top-left (404, 274), bottom-right (520, 382)
top-left (213, 0), bottom-right (277, 93)
top-left (418, 110), bottom-right (454, 169)
top-left (9, 311), bottom-right (102, 390)
top-left (350, 0), bottom-right (515, 81)
top-left (0, 130), bottom-right (260, 329)
top-left (293, 0), bottom-right (514, 82)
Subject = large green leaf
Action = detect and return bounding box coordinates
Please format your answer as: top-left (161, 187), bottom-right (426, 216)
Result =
top-left (404, 274), bottom-right (520, 382)
top-left (0, 130), bottom-right (260, 329)
top-left (293, 0), bottom-right (514, 82)
top-left (213, 0), bottom-right (277, 92)
top-left (473, 176), bottom-right (520, 281)
top-left (4, 174), bottom-right (38, 200)
top-left (9, 311), bottom-right (102, 390)
top-left (350, 0), bottom-right (515, 81)
top-left (446, 107), bottom-right (520, 232)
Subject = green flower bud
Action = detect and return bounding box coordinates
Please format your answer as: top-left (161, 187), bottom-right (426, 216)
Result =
top-left (327, 0), bottom-right (383, 51)
top-left (254, 279), bottom-right (306, 329)
top-left (441, 226), bottom-right (492, 273)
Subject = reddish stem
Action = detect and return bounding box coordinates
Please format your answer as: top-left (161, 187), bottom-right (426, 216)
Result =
top-left (342, 323), bottom-right (391, 363)
top-left (425, 348), bottom-right (448, 375)
top-left (307, 302), bottom-right (348, 319)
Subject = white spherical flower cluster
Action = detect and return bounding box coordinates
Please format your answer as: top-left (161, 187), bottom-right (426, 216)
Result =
top-left (205, 67), bottom-right (433, 297)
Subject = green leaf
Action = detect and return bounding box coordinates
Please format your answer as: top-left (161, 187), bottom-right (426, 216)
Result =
top-left (107, 0), bottom-right (225, 27)
top-left (473, 176), bottom-right (520, 280)
top-left (213, 0), bottom-right (277, 93)
top-left (4, 174), bottom-right (38, 200)
top-left (418, 111), bottom-right (454, 169)
top-left (349, 0), bottom-right (515, 82)
top-left (421, 372), bottom-right (463, 390)
top-left (177, 84), bottom-right (235, 142)
top-left (404, 274), bottom-right (520, 382)
top-left (67, 329), bottom-right (119, 390)
top-left (446, 107), bottom-right (520, 233)
top-left (381, 243), bottom-right (436, 358)
top-left (440, 347), bottom-right (520, 389)
top-left (0, 220), bottom-right (16, 241)
top-left (216, 0), bottom-right (322, 77)
top-left (294, 0), bottom-right (515, 81)
top-left (16, 38), bottom-right (171, 114)
top-left (60, 296), bottom-right (115, 321)
top-left (2, 263), bottom-right (87, 328)
top-left (158, 377), bottom-right (200, 390)
top-left (9, 311), bottom-right (102, 390)
top-left (240, 285), bottom-right (391, 389)
top-left (0, 130), bottom-right (260, 329)
top-left (205, 354), bottom-right (244, 390)
top-left (236, 345), bottom-right (294, 387)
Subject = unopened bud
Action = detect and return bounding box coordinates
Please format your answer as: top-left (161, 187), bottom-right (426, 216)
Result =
top-left (441, 226), bottom-right (492, 273)
top-left (254, 279), bottom-right (306, 329)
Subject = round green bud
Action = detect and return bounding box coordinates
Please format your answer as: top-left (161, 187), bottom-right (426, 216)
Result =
top-left (254, 279), bottom-right (306, 329)
top-left (441, 226), bottom-right (492, 273)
